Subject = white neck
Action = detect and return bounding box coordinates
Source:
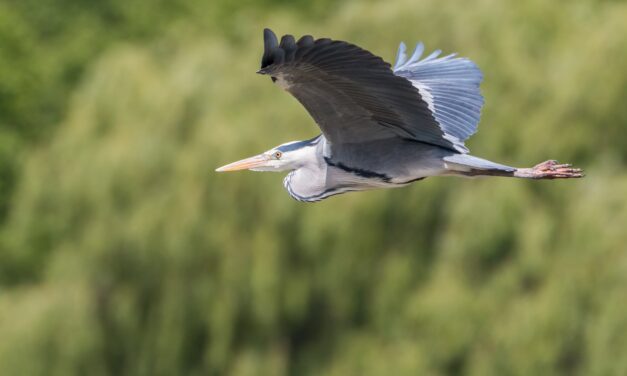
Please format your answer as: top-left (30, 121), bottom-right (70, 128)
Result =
top-left (282, 137), bottom-right (331, 201)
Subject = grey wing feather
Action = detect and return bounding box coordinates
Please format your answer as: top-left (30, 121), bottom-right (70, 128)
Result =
top-left (394, 42), bottom-right (484, 147)
top-left (444, 154), bottom-right (515, 172)
top-left (259, 28), bottom-right (463, 151)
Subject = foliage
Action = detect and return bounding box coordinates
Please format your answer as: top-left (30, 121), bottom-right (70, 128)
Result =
top-left (1, 0), bottom-right (626, 375)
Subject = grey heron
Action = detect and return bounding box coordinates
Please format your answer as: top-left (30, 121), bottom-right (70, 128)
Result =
top-left (216, 28), bottom-right (583, 202)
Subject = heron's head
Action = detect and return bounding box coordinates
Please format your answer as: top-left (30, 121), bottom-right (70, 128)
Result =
top-left (216, 136), bottom-right (320, 173)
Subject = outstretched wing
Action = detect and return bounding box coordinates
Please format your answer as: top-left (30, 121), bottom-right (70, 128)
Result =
top-left (393, 42), bottom-right (484, 146)
top-left (258, 29), bottom-right (465, 152)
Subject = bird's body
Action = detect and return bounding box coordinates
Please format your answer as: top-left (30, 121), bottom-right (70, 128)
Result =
top-left (278, 136), bottom-right (426, 200)
top-left (217, 29), bottom-right (582, 201)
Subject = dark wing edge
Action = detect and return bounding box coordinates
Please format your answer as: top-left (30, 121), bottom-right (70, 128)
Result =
top-left (258, 28), bottom-right (465, 152)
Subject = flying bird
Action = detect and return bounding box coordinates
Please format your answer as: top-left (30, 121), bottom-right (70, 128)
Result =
top-left (216, 28), bottom-right (582, 202)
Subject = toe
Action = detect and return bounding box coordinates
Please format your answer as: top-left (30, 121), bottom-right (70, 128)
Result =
top-left (553, 163), bottom-right (572, 169)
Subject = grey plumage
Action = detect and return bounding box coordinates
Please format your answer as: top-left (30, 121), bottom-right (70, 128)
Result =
top-left (394, 42), bottom-right (484, 146)
top-left (216, 28), bottom-right (583, 201)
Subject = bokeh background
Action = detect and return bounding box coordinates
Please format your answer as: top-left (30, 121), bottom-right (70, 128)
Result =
top-left (1, 0), bottom-right (627, 375)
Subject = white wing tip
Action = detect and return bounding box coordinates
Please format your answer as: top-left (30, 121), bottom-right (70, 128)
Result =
top-left (394, 42), bottom-right (408, 70)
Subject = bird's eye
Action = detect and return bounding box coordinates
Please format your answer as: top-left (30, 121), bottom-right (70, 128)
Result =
top-left (274, 151), bottom-right (282, 159)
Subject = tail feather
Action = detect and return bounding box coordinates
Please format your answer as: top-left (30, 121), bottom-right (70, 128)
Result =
top-left (444, 154), bottom-right (515, 175)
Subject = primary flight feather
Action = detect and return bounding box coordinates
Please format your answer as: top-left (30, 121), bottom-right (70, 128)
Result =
top-left (216, 28), bottom-right (582, 202)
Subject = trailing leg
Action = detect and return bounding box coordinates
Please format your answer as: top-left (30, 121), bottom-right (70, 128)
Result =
top-left (442, 154), bottom-right (583, 179)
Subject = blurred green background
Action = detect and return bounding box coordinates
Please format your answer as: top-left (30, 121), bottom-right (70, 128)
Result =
top-left (1, 0), bottom-right (626, 375)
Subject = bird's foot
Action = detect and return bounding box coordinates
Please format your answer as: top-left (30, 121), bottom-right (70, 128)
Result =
top-left (515, 160), bottom-right (584, 179)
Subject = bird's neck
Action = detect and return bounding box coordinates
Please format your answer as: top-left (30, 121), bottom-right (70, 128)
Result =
top-left (282, 138), bottom-right (331, 202)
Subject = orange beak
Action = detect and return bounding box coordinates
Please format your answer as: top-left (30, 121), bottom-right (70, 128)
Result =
top-left (215, 154), bottom-right (270, 172)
